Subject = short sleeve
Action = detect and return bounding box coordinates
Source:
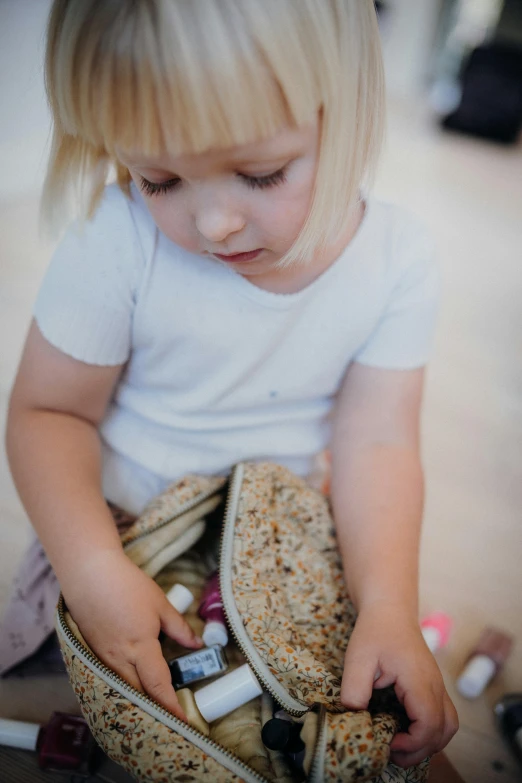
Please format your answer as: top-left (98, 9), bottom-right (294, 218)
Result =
top-left (355, 216), bottom-right (440, 369)
top-left (34, 186), bottom-right (145, 366)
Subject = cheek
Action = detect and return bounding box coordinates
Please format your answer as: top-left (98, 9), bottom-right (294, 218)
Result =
top-left (143, 199), bottom-right (199, 253)
top-left (260, 170), bottom-right (316, 245)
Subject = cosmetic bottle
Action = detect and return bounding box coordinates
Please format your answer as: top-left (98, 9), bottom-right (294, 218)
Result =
top-left (457, 627), bottom-right (514, 699)
top-left (198, 572), bottom-right (229, 648)
top-left (165, 583), bottom-right (195, 614)
top-left (420, 612), bottom-right (452, 654)
top-left (0, 712), bottom-right (97, 773)
top-left (494, 693), bottom-right (522, 766)
top-left (261, 718), bottom-right (305, 769)
top-left (169, 645), bottom-right (228, 689)
top-left (177, 664), bottom-right (263, 735)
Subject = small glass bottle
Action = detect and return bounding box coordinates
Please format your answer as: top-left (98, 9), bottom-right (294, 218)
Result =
top-left (0, 712), bottom-right (98, 773)
top-left (457, 627), bottom-right (513, 699)
top-left (169, 644), bottom-right (228, 689)
top-left (198, 572), bottom-right (229, 648)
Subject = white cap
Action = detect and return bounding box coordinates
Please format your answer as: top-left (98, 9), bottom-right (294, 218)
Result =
top-left (457, 654), bottom-right (497, 699)
top-left (165, 584), bottom-right (194, 615)
top-left (202, 621), bottom-right (228, 648)
top-left (0, 718), bottom-right (40, 751)
top-left (195, 664), bottom-right (263, 722)
top-left (421, 626), bottom-right (441, 654)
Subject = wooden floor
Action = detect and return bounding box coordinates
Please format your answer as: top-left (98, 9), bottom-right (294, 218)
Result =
top-left (1, 102), bottom-right (521, 782)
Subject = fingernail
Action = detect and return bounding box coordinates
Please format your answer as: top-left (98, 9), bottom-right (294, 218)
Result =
top-left (194, 635), bottom-right (204, 646)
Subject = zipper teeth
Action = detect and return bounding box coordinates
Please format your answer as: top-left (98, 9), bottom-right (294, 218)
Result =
top-left (122, 485), bottom-right (223, 549)
top-left (308, 706), bottom-right (327, 783)
top-left (219, 464), bottom-right (307, 719)
top-left (56, 597), bottom-right (268, 783)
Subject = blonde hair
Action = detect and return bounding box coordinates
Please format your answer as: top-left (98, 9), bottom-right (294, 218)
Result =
top-left (43, 0), bottom-right (385, 265)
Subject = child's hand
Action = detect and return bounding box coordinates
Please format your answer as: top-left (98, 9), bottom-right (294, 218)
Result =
top-left (63, 550), bottom-right (202, 721)
top-left (340, 601), bottom-right (458, 767)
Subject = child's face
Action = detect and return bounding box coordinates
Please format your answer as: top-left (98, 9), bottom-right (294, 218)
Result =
top-left (118, 120), bottom-right (319, 282)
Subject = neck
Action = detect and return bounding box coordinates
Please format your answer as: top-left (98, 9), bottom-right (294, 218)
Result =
top-left (246, 200), bottom-right (365, 295)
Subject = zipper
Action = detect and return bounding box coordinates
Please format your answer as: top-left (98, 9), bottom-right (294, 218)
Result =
top-left (56, 597), bottom-right (268, 783)
top-left (307, 707), bottom-right (327, 783)
top-left (57, 465), bottom-right (326, 780)
top-left (122, 482), bottom-right (225, 550)
top-left (219, 463), bottom-right (308, 719)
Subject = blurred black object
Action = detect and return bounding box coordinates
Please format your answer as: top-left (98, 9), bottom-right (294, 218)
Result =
top-left (494, 693), bottom-right (522, 768)
top-left (442, 43), bottom-right (522, 144)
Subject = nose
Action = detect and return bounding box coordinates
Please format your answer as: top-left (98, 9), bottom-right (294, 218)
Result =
top-left (195, 201), bottom-right (245, 244)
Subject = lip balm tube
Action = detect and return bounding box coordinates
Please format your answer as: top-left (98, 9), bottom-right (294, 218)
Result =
top-left (165, 583), bottom-right (195, 614)
top-left (457, 627), bottom-right (514, 699)
top-left (177, 664), bottom-right (263, 734)
top-left (421, 612), bottom-right (453, 653)
top-left (198, 572), bottom-right (229, 648)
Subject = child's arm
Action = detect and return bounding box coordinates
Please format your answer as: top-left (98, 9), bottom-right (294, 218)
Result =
top-left (6, 322), bottom-right (201, 718)
top-left (330, 362), bottom-right (458, 767)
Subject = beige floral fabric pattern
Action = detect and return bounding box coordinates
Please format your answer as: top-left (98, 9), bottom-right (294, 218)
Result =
top-left (231, 463), bottom-right (355, 710)
top-left (58, 462), bottom-right (429, 783)
top-left (376, 759), bottom-right (430, 783)
top-left (323, 710), bottom-right (396, 781)
top-left (230, 463), bottom-right (428, 782)
top-left (120, 475), bottom-right (226, 547)
top-left (60, 641), bottom-right (245, 783)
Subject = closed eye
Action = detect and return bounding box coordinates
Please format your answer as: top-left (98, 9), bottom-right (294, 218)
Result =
top-left (139, 165), bottom-right (288, 197)
top-left (139, 177), bottom-right (181, 197)
top-left (238, 167), bottom-right (287, 190)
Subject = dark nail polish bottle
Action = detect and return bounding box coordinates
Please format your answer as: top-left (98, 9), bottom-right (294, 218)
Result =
top-left (494, 693), bottom-right (522, 767)
top-left (0, 712), bottom-right (99, 773)
top-left (261, 717), bottom-right (306, 770)
top-left (169, 644), bottom-right (228, 689)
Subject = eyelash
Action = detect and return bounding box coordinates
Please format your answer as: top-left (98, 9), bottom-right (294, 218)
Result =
top-left (139, 167), bottom-right (288, 197)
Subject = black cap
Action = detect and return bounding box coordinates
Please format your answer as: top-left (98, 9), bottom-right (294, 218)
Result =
top-left (285, 723), bottom-right (305, 754)
top-left (261, 719), bottom-right (291, 751)
top-left (261, 719), bottom-right (305, 753)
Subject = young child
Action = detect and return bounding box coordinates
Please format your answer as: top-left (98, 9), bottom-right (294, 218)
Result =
top-left (3, 0), bottom-right (457, 770)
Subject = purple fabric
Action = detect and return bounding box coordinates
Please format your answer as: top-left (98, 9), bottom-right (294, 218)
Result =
top-left (0, 506), bottom-right (135, 676)
top-left (0, 535), bottom-right (60, 676)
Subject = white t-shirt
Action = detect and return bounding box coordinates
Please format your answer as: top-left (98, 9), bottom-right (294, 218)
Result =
top-left (34, 184), bottom-right (439, 514)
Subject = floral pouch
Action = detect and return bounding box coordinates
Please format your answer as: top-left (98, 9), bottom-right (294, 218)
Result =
top-left (56, 462), bottom-right (429, 783)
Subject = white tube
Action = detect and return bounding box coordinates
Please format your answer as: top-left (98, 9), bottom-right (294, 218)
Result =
top-left (421, 626), bottom-right (441, 654)
top-left (195, 664), bottom-right (263, 722)
top-left (0, 718), bottom-right (40, 751)
top-left (457, 655), bottom-right (496, 699)
top-left (165, 584), bottom-right (194, 614)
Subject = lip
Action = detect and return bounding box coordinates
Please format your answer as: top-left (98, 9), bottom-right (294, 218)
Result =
top-left (213, 249), bottom-right (264, 264)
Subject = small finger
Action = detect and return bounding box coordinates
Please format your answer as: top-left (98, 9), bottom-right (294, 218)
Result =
top-left (391, 720), bottom-right (442, 757)
top-left (390, 748), bottom-right (431, 769)
top-left (341, 649), bottom-right (379, 710)
top-left (440, 693), bottom-right (459, 748)
top-left (391, 684), bottom-right (444, 751)
top-left (160, 602), bottom-right (203, 649)
top-left (135, 640), bottom-right (188, 721)
top-left (111, 660), bottom-right (145, 694)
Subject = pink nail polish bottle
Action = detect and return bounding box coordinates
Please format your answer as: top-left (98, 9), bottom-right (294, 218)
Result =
top-left (421, 611), bottom-right (453, 653)
top-left (198, 572), bottom-right (229, 648)
top-left (0, 712), bottom-right (98, 772)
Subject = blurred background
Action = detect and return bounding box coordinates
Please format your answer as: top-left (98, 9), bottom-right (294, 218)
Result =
top-left (0, 1), bottom-right (521, 781)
